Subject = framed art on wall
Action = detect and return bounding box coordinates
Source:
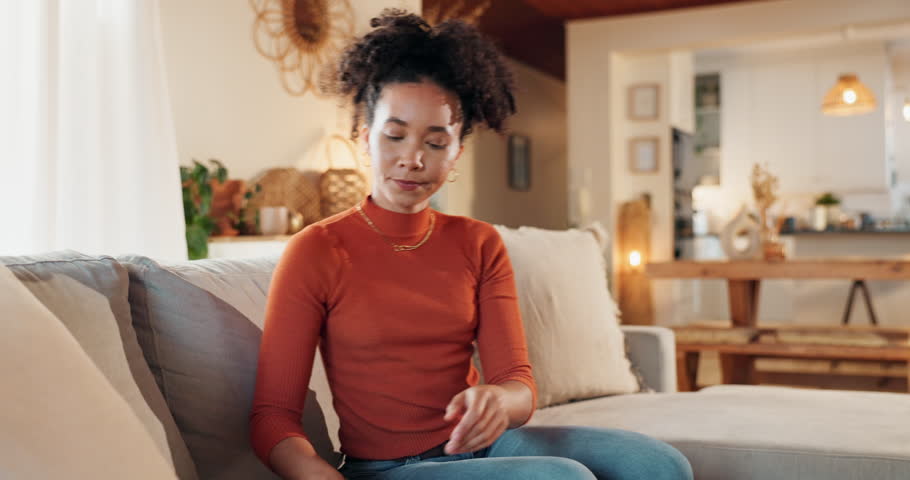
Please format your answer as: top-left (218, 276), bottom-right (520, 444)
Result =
top-left (629, 137), bottom-right (659, 174)
top-left (508, 134), bottom-right (531, 191)
top-left (628, 83), bottom-right (660, 121)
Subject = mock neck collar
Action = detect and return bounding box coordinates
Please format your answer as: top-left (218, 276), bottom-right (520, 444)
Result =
top-left (360, 196), bottom-right (433, 238)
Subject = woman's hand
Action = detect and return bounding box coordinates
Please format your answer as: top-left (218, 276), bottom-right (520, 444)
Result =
top-left (270, 436), bottom-right (343, 480)
top-left (443, 385), bottom-right (510, 455)
top-left (289, 458), bottom-right (344, 480)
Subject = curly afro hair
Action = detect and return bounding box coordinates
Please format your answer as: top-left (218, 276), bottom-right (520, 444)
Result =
top-left (326, 9), bottom-right (516, 141)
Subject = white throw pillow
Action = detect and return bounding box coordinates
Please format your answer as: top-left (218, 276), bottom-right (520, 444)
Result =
top-left (0, 265), bottom-right (178, 479)
top-left (495, 223), bottom-right (641, 408)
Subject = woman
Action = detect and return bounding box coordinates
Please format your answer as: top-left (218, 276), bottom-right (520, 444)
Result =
top-left (249, 10), bottom-right (693, 480)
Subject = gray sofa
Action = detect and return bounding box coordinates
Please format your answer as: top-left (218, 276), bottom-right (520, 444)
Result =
top-left (3, 251), bottom-right (910, 479)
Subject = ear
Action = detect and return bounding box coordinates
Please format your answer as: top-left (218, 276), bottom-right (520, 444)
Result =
top-left (360, 125), bottom-right (371, 155)
top-left (453, 143), bottom-right (465, 163)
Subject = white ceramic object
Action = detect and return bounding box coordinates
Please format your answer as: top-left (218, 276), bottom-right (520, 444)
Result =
top-left (258, 206), bottom-right (289, 236)
top-left (812, 205), bottom-right (828, 231)
top-left (720, 207), bottom-right (762, 260)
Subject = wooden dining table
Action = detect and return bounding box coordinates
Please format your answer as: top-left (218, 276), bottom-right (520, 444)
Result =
top-left (645, 259), bottom-right (910, 389)
top-left (646, 259), bottom-right (910, 327)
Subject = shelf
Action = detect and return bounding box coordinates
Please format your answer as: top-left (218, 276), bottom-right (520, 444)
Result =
top-left (782, 229), bottom-right (910, 236)
top-left (208, 234), bottom-right (293, 243)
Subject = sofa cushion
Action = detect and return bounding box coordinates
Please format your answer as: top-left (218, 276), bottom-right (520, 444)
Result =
top-left (529, 385), bottom-right (910, 479)
top-left (494, 224), bottom-right (641, 407)
top-left (121, 255), bottom-right (341, 480)
top-left (0, 251), bottom-right (197, 479)
top-left (0, 264), bottom-right (179, 479)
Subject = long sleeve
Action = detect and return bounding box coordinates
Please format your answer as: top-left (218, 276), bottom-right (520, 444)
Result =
top-left (250, 198), bottom-right (536, 461)
top-left (474, 226), bottom-right (538, 423)
top-left (249, 225), bottom-right (341, 468)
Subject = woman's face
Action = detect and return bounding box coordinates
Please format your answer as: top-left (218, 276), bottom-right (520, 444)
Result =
top-left (362, 79), bottom-right (464, 214)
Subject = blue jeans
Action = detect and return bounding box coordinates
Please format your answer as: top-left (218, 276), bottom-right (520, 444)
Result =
top-left (338, 426), bottom-right (693, 480)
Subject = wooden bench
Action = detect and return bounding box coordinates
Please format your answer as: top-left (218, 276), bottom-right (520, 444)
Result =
top-left (674, 325), bottom-right (910, 392)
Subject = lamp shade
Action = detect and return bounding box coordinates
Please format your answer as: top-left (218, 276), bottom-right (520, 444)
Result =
top-left (903, 98), bottom-right (910, 122)
top-left (821, 74), bottom-right (876, 116)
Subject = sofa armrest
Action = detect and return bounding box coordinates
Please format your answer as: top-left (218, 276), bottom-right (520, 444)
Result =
top-left (621, 326), bottom-right (677, 393)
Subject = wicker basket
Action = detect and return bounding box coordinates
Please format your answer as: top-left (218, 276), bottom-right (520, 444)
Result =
top-left (320, 134), bottom-right (369, 218)
top-left (246, 167), bottom-right (322, 230)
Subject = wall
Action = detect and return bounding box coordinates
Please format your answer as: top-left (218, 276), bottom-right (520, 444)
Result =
top-left (612, 51), bottom-right (694, 260)
top-left (607, 52), bottom-right (694, 324)
top-left (158, 0), bottom-right (420, 181)
top-left (567, 0), bottom-right (910, 324)
top-left (443, 58), bottom-right (568, 229)
top-left (695, 42), bottom-right (892, 222)
top-left (568, 0), bottom-right (910, 233)
top-left (890, 42), bottom-right (910, 212)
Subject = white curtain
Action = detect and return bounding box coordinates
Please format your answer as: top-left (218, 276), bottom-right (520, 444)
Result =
top-left (0, 0), bottom-right (187, 261)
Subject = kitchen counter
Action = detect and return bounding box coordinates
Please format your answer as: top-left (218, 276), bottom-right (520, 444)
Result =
top-left (783, 229), bottom-right (910, 235)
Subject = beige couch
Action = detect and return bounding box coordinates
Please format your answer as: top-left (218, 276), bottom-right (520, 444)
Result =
top-left (3, 250), bottom-right (910, 480)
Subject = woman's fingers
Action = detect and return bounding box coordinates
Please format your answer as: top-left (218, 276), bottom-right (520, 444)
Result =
top-left (457, 397), bottom-right (506, 452)
top-left (443, 391), bottom-right (466, 423)
top-left (447, 390), bottom-right (486, 452)
top-left (445, 385), bottom-right (510, 454)
top-left (455, 390), bottom-right (488, 438)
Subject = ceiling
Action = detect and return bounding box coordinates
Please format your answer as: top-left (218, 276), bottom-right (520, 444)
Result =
top-left (423, 0), bottom-right (763, 80)
top-left (522, 0), bottom-right (762, 20)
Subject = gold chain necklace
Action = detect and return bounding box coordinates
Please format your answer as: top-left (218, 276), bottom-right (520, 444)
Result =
top-left (355, 205), bottom-right (436, 252)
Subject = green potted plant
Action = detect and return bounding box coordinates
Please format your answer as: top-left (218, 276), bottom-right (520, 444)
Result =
top-left (180, 159), bottom-right (227, 260)
top-left (813, 192), bottom-right (841, 231)
top-left (815, 192), bottom-right (840, 207)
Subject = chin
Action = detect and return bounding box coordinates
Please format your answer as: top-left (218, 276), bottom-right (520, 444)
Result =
top-left (384, 189), bottom-right (433, 209)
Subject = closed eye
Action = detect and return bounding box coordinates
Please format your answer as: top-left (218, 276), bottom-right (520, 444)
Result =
top-left (385, 134), bottom-right (404, 141)
top-left (427, 142), bottom-right (447, 150)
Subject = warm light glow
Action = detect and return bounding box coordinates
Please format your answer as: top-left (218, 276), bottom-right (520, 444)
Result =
top-left (821, 74), bottom-right (876, 116)
top-left (842, 89), bottom-right (857, 104)
top-left (903, 99), bottom-right (910, 122)
top-left (629, 251), bottom-right (642, 267)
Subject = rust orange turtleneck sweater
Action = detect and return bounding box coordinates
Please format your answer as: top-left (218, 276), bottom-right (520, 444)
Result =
top-left (249, 196), bottom-right (537, 468)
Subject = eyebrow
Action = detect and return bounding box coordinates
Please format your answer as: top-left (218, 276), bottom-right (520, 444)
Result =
top-left (385, 117), bottom-right (449, 134)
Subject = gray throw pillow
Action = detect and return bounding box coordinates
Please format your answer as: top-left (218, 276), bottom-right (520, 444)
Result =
top-left (121, 255), bottom-right (340, 480)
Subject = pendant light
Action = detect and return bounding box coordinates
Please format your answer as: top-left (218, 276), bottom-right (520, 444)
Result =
top-left (821, 73), bottom-right (876, 116)
top-left (903, 98), bottom-right (910, 122)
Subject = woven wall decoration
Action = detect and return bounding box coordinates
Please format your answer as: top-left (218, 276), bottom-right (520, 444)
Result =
top-left (424, 0), bottom-right (491, 26)
top-left (250, 0), bottom-right (354, 96)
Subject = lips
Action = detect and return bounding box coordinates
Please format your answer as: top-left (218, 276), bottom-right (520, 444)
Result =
top-left (393, 179), bottom-right (425, 191)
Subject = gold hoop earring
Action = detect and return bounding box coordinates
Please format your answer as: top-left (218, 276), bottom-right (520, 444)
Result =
top-left (447, 169), bottom-right (460, 183)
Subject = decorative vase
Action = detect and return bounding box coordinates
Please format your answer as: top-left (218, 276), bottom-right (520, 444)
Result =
top-left (210, 179), bottom-right (246, 236)
top-left (812, 205), bottom-right (828, 231)
top-left (215, 217), bottom-right (239, 237)
top-left (762, 240), bottom-right (786, 261)
top-left (259, 206), bottom-right (289, 236)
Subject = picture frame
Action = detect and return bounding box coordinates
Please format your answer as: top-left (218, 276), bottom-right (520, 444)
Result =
top-left (508, 134), bottom-right (531, 191)
top-left (629, 137), bottom-right (659, 174)
top-left (628, 83), bottom-right (660, 121)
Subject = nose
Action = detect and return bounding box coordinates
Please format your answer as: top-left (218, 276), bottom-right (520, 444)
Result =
top-left (397, 143), bottom-right (424, 170)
